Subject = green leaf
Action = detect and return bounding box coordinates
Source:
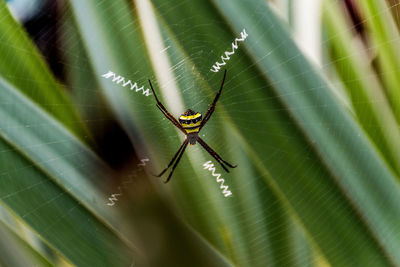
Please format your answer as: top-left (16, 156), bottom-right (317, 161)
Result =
top-left (67, 1), bottom-right (236, 265)
top-left (0, 75), bottom-right (117, 221)
top-left (0, 2), bottom-right (89, 140)
top-left (148, 0), bottom-right (400, 265)
top-left (60, 4), bottom-right (113, 137)
top-left (50, 0), bottom-right (400, 265)
top-left (68, 0), bottom-right (159, 154)
top-left (142, 13), bottom-right (316, 266)
top-left (0, 219), bottom-right (53, 267)
top-left (0, 77), bottom-right (136, 266)
top-left (356, 0), bottom-right (400, 123)
top-left (323, 0), bottom-right (400, 175)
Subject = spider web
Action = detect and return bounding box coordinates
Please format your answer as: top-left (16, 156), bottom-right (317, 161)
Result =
top-left (1, 0), bottom-right (400, 266)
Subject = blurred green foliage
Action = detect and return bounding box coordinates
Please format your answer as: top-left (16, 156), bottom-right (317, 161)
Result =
top-left (0, 0), bottom-right (400, 266)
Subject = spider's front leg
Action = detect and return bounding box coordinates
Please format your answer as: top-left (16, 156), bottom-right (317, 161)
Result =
top-left (148, 80), bottom-right (187, 134)
top-left (200, 69), bottom-right (227, 130)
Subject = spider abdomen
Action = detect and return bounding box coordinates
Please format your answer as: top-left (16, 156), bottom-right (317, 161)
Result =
top-left (179, 109), bottom-right (202, 134)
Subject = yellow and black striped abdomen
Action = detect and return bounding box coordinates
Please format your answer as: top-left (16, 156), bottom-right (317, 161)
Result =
top-left (179, 112), bottom-right (202, 134)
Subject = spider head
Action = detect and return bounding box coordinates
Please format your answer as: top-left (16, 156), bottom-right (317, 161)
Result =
top-left (183, 109), bottom-right (197, 116)
top-left (179, 109), bottom-right (202, 134)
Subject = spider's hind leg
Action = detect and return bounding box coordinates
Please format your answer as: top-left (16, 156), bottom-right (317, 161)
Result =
top-left (164, 140), bottom-right (189, 183)
top-left (153, 139), bottom-right (188, 178)
top-left (197, 137), bottom-right (237, 173)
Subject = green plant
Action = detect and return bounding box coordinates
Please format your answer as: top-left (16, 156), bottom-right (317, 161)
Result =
top-left (1, 0), bottom-right (400, 266)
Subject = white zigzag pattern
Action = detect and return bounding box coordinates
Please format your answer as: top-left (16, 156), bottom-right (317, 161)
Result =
top-left (106, 158), bottom-right (150, 206)
top-left (203, 161), bottom-right (232, 197)
top-left (210, 29), bottom-right (248, 73)
top-left (101, 71), bottom-right (152, 96)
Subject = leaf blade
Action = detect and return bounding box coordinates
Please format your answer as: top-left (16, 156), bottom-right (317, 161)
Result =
top-left (0, 2), bottom-right (89, 140)
top-left (149, 0), bottom-right (400, 265)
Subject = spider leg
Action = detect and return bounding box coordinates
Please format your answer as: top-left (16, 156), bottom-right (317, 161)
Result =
top-left (155, 104), bottom-right (187, 134)
top-left (197, 137), bottom-right (237, 173)
top-left (199, 140), bottom-right (229, 172)
top-left (164, 139), bottom-right (189, 183)
top-left (153, 139), bottom-right (188, 177)
top-left (199, 69), bottom-right (227, 131)
top-left (149, 80), bottom-right (187, 134)
top-left (198, 137), bottom-right (237, 168)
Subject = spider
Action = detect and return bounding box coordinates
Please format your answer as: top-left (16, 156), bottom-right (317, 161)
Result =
top-left (148, 69), bottom-right (237, 183)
